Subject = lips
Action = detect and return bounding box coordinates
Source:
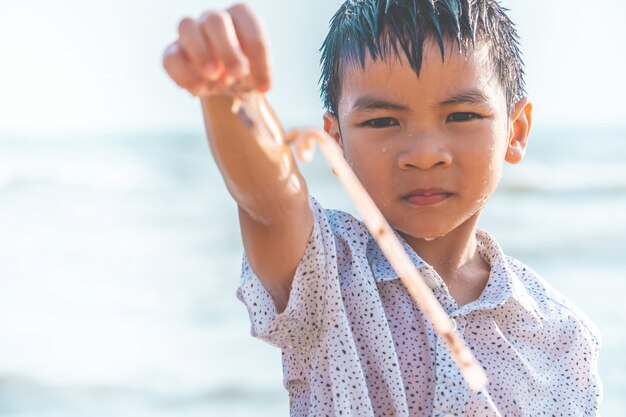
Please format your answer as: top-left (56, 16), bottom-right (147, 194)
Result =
top-left (402, 187), bottom-right (453, 206)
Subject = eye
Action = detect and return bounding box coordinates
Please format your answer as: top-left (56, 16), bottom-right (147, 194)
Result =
top-left (360, 117), bottom-right (399, 128)
top-left (446, 112), bottom-right (484, 122)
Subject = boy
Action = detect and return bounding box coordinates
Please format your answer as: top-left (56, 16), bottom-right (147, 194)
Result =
top-left (162, 0), bottom-right (602, 415)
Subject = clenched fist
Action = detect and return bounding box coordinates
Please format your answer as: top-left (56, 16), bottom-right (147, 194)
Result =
top-left (162, 4), bottom-right (271, 96)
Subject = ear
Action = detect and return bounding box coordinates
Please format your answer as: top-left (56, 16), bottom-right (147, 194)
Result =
top-left (323, 111), bottom-right (342, 145)
top-left (505, 97), bottom-right (533, 164)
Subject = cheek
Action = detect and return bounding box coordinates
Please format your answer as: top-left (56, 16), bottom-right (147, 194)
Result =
top-left (341, 141), bottom-right (359, 171)
top-left (344, 146), bottom-right (376, 185)
top-left (342, 135), bottom-right (377, 172)
top-left (459, 136), bottom-right (507, 196)
top-left (341, 140), bottom-right (369, 184)
top-left (342, 139), bottom-right (393, 197)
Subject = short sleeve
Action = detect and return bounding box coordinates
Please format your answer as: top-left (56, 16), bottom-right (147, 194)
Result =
top-left (547, 294), bottom-right (604, 415)
top-left (572, 309), bottom-right (603, 415)
top-left (236, 197), bottom-right (338, 350)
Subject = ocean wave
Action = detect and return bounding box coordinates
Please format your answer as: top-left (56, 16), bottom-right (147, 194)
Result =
top-left (2, 148), bottom-right (624, 195)
top-left (0, 156), bottom-right (158, 192)
top-left (0, 375), bottom-right (284, 413)
top-left (499, 163), bottom-right (626, 194)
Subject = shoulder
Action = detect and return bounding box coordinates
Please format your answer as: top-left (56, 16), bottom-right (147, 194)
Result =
top-left (505, 255), bottom-right (602, 349)
top-left (313, 198), bottom-right (370, 247)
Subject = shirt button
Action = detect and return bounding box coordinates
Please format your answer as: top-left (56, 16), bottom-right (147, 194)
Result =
top-left (450, 318), bottom-right (458, 331)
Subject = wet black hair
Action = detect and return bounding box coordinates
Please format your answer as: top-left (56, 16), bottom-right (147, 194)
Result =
top-left (319, 0), bottom-right (526, 115)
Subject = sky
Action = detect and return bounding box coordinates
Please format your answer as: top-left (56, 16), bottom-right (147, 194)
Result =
top-left (0, 0), bottom-right (624, 135)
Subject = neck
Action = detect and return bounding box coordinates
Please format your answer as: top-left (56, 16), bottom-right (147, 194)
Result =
top-left (400, 214), bottom-right (491, 306)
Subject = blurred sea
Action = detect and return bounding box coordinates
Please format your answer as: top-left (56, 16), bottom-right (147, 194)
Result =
top-left (0, 126), bottom-right (624, 416)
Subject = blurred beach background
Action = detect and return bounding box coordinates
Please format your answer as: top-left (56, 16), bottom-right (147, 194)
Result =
top-left (1, 0), bottom-right (624, 416)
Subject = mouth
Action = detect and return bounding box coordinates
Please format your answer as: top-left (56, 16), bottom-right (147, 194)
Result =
top-left (402, 187), bottom-right (453, 206)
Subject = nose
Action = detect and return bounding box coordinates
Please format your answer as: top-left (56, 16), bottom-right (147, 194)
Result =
top-left (397, 132), bottom-right (452, 170)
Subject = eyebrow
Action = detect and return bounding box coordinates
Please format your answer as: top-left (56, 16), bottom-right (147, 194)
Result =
top-left (438, 89), bottom-right (490, 106)
top-left (349, 95), bottom-right (410, 113)
top-left (348, 88), bottom-right (491, 114)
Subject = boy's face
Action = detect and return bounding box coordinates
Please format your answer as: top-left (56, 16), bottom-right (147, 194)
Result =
top-left (324, 40), bottom-right (532, 242)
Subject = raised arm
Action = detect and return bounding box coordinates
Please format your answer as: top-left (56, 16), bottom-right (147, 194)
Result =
top-left (162, 4), bottom-right (313, 312)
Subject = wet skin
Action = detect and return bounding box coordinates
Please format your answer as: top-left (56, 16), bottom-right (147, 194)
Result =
top-left (324, 40), bottom-right (532, 305)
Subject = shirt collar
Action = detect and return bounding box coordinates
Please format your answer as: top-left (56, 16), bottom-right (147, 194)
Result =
top-left (366, 230), bottom-right (440, 289)
top-left (366, 229), bottom-right (541, 320)
top-left (468, 230), bottom-right (541, 320)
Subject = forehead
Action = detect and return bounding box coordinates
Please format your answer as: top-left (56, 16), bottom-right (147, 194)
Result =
top-left (338, 39), bottom-right (505, 111)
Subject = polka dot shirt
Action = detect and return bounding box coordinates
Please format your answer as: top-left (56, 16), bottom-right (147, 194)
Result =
top-left (237, 198), bottom-right (602, 416)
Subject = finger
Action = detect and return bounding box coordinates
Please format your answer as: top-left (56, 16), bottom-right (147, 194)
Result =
top-left (227, 4), bottom-right (272, 92)
top-left (162, 42), bottom-right (208, 96)
top-left (177, 17), bottom-right (220, 81)
top-left (198, 10), bottom-right (250, 81)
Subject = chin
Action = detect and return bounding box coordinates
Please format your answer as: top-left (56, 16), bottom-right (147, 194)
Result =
top-left (416, 234), bottom-right (441, 242)
top-left (417, 230), bottom-right (449, 242)
top-left (397, 225), bottom-right (451, 243)
top-left (390, 208), bottom-right (480, 244)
